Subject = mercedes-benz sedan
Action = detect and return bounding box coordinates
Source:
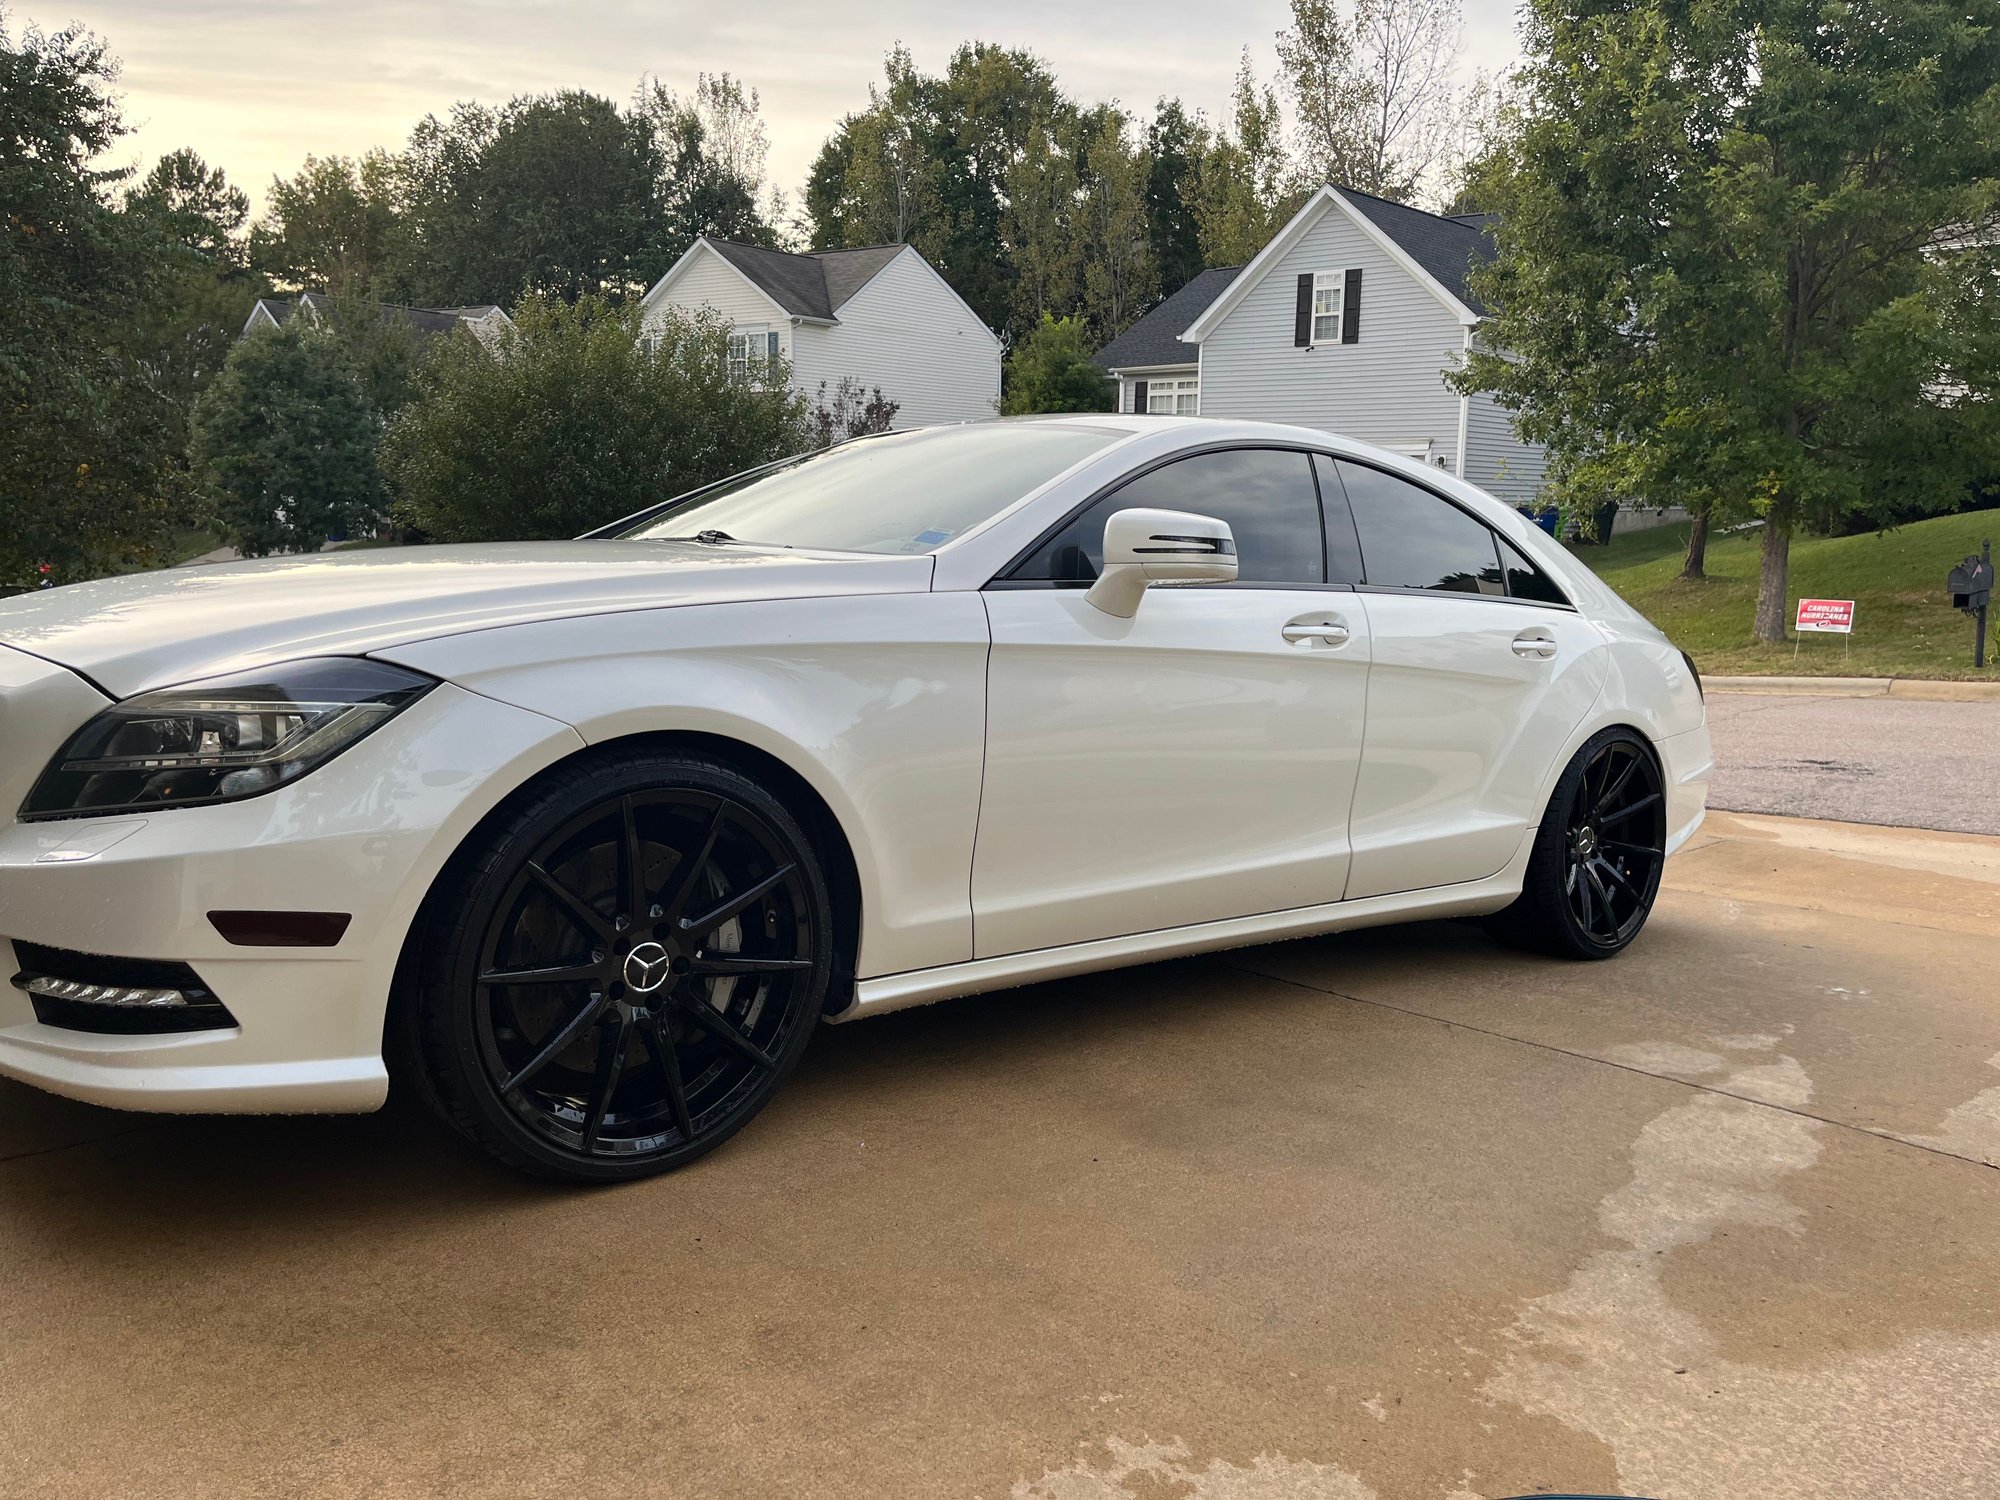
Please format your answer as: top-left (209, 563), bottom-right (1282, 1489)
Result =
top-left (0, 419), bottom-right (1711, 1181)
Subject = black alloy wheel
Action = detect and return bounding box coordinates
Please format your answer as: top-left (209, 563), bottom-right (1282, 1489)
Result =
top-left (409, 751), bottom-right (833, 1182)
top-left (1489, 729), bottom-right (1667, 960)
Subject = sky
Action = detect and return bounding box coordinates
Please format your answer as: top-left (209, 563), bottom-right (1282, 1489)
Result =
top-left (31, 0), bottom-right (1527, 214)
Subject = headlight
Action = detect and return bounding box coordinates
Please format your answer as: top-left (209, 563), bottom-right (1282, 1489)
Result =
top-left (21, 658), bottom-right (436, 821)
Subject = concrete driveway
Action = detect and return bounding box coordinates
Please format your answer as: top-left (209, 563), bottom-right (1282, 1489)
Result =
top-left (3, 810), bottom-right (1999, 1500)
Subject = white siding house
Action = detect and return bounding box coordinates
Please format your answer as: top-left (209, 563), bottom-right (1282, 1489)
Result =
top-left (638, 238), bottom-right (1001, 428)
top-left (1096, 187), bottom-right (1549, 501)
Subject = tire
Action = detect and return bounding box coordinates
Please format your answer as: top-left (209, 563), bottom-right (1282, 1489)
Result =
top-left (407, 748), bottom-right (834, 1183)
top-left (1485, 727), bottom-right (1668, 961)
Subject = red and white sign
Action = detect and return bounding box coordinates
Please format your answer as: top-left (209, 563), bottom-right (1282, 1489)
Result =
top-left (1795, 598), bottom-right (1856, 634)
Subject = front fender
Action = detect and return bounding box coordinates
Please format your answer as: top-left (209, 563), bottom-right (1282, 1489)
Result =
top-left (372, 593), bottom-right (992, 979)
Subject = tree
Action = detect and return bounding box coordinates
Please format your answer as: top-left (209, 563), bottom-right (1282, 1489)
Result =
top-left (1458, 0), bottom-right (2000, 637)
top-left (636, 73), bottom-right (779, 273)
top-left (1277, 0), bottom-right (1471, 204)
top-left (1145, 98), bottom-right (1212, 297)
top-left (1076, 109), bottom-right (1158, 337)
top-left (125, 149), bottom-right (271, 514)
top-left (381, 297), bottom-right (812, 541)
top-left (191, 322), bottom-right (385, 556)
top-left (1, 14), bottom-right (186, 583)
top-left (1001, 314), bottom-right (1115, 414)
top-left (250, 152), bottom-right (398, 294)
top-left (1192, 52), bottom-right (1299, 265)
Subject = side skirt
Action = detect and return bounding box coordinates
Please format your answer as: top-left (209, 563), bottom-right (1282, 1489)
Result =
top-left (828, 864), bottom-right (1529, 1023)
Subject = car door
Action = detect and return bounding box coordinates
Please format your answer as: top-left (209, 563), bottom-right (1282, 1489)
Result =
top-left (1325, 457), bottom-right (1607, 900)
top-left (972, 447), bottom-right (1373, 959)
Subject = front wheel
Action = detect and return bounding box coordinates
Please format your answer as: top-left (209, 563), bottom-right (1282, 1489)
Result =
top-left (409, 750), bottom-right (834, 1183)
top-left (1487, 728), bottom-right (1667, 960)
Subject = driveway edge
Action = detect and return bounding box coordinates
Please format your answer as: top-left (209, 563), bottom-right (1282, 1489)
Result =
top-left (1706, 674), bottom-right (2000, 701)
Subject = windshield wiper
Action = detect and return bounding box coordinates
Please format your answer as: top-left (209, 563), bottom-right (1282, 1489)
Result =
top-left (655, 529), bottom-right (740, 545)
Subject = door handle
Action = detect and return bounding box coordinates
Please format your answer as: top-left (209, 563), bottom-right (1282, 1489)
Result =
top-left (1282, 620), bottom-right (1350, 647)
top-left (1512, 629), bottom-right (1558, 659)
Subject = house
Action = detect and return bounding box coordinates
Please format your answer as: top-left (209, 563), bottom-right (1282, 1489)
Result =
top-left (1095, 186), bottom-right (1548, 506)
top-left (638, 237), bottom-right (1002, 427)
top-left (241, 295), bottom-right (513, 346)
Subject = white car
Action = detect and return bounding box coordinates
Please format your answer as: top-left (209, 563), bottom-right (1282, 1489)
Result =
top-left (0, 419), bottom-right (1710, 1181)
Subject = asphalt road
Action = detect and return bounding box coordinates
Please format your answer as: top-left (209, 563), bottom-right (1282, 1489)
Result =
top-left (1707, 691), bottom-right (2000, 835)
top-left (4, 809), bottom-right (2000, 1499)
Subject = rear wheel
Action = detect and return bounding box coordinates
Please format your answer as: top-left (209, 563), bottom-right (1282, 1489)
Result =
top-left (1488, 728), bottom-right (1666, 960)
top-left (410, 750), bottom-right (833, 1182)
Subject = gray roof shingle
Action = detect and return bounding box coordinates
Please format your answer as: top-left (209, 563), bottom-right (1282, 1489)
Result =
top-left (1094, 266), bottom-right (1243, 371)
top-left (1334, 189), bottom-right (1496, 314)
top-left (702, 239), bottom-right (908, 322)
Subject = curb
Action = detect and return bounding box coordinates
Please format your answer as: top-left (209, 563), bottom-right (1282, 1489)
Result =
top-left (1706, 675), bottom-right (2000, 702)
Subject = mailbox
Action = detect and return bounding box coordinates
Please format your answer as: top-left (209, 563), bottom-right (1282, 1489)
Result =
top-left (1949, 553), bottom-right (1993, 614)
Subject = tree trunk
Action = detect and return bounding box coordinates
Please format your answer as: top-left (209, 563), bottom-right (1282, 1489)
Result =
top-left (1752, 504), bottom-right (1793, 644)
top-left (1680, 505), bottom-right (1710, 581)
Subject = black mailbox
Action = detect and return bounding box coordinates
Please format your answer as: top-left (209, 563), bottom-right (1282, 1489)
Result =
top-left (1949, 553), bottom-right (1993, 613)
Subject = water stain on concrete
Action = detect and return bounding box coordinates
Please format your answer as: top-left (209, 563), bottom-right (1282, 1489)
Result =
top-left (1483, 1042), bottom-right (2000, 1498)
top-left (1013, 1437), bottom-right (1378, 1500)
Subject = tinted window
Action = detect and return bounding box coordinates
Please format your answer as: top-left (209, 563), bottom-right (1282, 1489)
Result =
top-left (1013, 448), bottom-right (1325, 584)
top-left (1339, 461), bottom-right (1502, 595)
top-left (620, 424), bottom-right (1120, 554)
top-left (1500, 538), bottom-right (1571, 605)
top-left (1310, 454), bottom-right (1365, 585)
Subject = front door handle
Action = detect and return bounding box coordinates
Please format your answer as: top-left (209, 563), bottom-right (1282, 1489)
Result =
top-left (1512, 629), bottom-right (1558, 659)
top-left (1282, 616), bottom-right (1351, 648)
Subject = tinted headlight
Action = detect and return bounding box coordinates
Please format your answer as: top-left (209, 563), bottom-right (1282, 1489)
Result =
top-left (21, 658), bottom-right (436, 821)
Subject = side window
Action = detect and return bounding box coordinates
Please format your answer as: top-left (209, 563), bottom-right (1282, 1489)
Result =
top-left (1011, 449), bottom-right (1326, 585)
top-left (1499, 537), bottom-right (1571, 606)
top-left (1339, 461), bottom-right (1503, 596)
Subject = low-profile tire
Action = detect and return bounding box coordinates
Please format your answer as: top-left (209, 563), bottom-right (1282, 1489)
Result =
top-left (1485, 727), bottom-right (1667, 961)
top-left (409, 748), bottom-right (834, 1183)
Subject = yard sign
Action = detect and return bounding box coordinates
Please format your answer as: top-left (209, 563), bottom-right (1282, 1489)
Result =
top-left (1795, 598), bottom-right (1856, 634)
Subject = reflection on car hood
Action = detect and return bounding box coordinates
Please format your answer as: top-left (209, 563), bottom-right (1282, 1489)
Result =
top-left (0, 542), bottom-right (932, 697)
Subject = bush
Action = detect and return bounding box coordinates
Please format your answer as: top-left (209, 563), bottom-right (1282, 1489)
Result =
top-left (381, 296), bottom-right (812, 541)
top-left (1000, 313), bottom-right (1114, 415)
top-left (191, 321), bottom-right (385, 556)
top-left (810, 377), bottom-right (899, 447)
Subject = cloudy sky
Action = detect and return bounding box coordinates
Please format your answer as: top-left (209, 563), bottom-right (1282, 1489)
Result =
top-left (36, 0), bottom-right (1527, 212)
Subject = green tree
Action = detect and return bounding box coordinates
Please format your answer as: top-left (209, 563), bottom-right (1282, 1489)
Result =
top-left (1457, 0), bottom-right (2000, 634)
top-left (191, 322), bottom-right (385, 556)
top-left (250, 152), bottom-right (398, 294)
top-left (1076, 108), bottom-right (1158, 337)
top-left (381, 296), bottom-right (811, 541)
top-left (1145, 98), bottom-right (1212, 297)
top-left (1, 13), bottom-right (185, 583)
top-left (1001, 314), bottom-right (1115, 414)
top-left (1192, 53), bottom-right (1301, 266)
top-left (126, 149), bottom-right (270, 473)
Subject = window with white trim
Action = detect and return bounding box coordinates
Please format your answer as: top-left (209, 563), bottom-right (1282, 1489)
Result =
top-left (1145, 376), bottom-right (1199, 415)
top-left (726, 328), bottom-right (782, 382)
top-left (1311, 271), bottom-right (1345, 345)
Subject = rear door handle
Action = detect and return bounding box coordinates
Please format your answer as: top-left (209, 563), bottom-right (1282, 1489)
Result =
top-left (1282, 616), bottom-right (1351, 648)
top-left (1512, 629), bottom-right (1558, 659)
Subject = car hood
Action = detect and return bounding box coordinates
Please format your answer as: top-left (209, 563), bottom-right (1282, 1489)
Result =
top-left (0, 542), bottom-right (933, 698)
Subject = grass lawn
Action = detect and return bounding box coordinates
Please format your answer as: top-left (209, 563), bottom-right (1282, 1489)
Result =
top-left (1566, 508), bottom-right (2000, 680)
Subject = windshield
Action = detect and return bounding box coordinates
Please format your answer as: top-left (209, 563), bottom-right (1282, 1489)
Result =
top-left (616, 423), bottom-right (1124, 554)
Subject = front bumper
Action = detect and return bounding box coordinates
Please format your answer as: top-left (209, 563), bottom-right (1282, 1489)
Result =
top-left (0, 676), bottom-right (583, 1114)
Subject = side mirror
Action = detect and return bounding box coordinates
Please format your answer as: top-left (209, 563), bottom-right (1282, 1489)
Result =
top-left (1084, 507), bottom-right (1238, 618)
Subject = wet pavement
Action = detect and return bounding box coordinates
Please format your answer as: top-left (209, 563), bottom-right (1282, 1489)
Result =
top-left (2, 810), bottom-right (1998, 1498)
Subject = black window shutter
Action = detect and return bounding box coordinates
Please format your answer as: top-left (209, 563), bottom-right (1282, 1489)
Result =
top-left (1132, 379), bottom-right (1149, 414)
top-left (1342, 269), bottom-right (1362, 344)
top-left (1294, 274), bottom-right (1313, 346)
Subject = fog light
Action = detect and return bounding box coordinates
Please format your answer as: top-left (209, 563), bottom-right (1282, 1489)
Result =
top-left (8, 941), bottom-right (236, 1035)
top-left (21, 975), bottom-right (191, 1008)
